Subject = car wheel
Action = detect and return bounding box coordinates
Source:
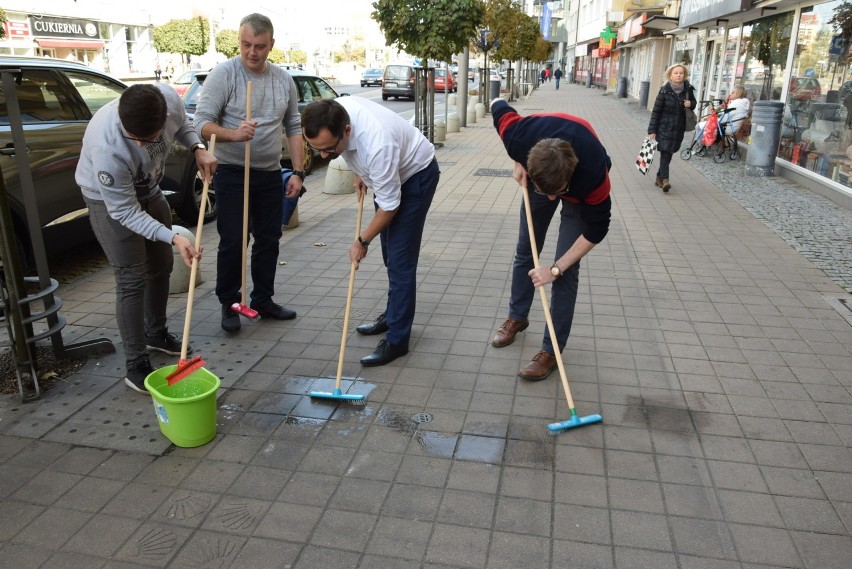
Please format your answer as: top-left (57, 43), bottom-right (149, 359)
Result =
top-left (382, 94), bottom-right (388, 100)
top-left (175, 163), bottom-right (217, 225)
top-left (361, 82), bottom-right (366, 87)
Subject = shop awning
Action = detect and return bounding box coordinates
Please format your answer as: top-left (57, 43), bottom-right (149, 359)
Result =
top-left (642, 16), bottom-right (680, 31)
top-left (35, 38), bottom-right (105, 49)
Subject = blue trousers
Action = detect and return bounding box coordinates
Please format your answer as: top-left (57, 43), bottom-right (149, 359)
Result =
top-left (376, 159), bottom-right (440, 346)
top-left (214, 165), bottom-right (283, 308)
top-left (508, 192), bottom-right (585, 354)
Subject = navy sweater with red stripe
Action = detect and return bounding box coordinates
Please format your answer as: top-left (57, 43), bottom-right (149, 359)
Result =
top-left (492, 100), bottom-right (611, 243)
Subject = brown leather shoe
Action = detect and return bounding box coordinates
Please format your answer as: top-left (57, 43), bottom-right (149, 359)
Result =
top-left (654, 176), bottom-right (663, 188)
top-left (661, 178), bottom-right (671, 192)
top-left (491, 318), bottom-right (529, 347)
top-left (518, 351), bottom-right (557, 381)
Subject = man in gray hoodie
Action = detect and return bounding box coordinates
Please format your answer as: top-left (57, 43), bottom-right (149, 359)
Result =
top-left (76, 84), bottom-right (217, 393)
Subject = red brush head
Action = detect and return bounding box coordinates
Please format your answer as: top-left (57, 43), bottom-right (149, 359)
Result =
top-left (230, 302), bottom-right (260, 320)
top-left (166, 355), bottom-right (206, 386)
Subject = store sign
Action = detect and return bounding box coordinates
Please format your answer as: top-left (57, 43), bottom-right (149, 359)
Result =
top-left (541, 3), bottom-right (552, 41)
top-left (29, 15), bottom-right (100, 39)
top-left (618, 14), bottom-right (648, 43)
top-left (4, 21), bottom-right (31, 38)
top-left (680, 0), bottom-right (751, 28)
top-left (598, 37), bottom-right (614, 57)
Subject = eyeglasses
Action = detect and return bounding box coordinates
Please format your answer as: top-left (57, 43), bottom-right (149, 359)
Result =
top-left (307, 133), bottom-right (343, 153)
top-left (122, 128), bottom-right (164, 146)
top-left (531, 181), bottom-right (569, 196)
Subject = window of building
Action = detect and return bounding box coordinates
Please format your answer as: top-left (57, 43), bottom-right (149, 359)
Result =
top-left (740, 11), bottom-right (795, 102)
top-left (777, 0), bottom-right (850, 188)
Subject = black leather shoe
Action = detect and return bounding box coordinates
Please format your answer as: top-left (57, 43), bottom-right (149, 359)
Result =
top-left (360, 339), bottom-right (408, 367)
top-left (221, 304), bottom-right (241, 333)
top-left (356, 312), bottom-right (388, 335)
top-left (252, 302), bottom-right (297, 320)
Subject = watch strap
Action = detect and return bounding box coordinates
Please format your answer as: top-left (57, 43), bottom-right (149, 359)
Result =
top-left (292, 169), bottom-right (306, 180)
top-left (358, 236), bottom-right (370, 248)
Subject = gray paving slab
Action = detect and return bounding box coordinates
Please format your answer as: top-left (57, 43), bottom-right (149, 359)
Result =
top-left (0, 82), bottom-right (849, 568)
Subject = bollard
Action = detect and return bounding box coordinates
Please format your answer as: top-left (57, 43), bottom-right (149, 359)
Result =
top-left (169, 225), bottom-right (203, 294)
top-left (469, 95), bottom-right (478, 108)
top-left (434, 119), bottom-right (446, 142)
top-left (448, 93), bottom-right (457, 106)
top-left (323, 156), bottom-right (356, 194)
top-left (489, 79), bottom-right (501, 101)
top-left (585, 74), bottom-right (592, 88)
top-left (475, 103), bottom-right (485, 119)
top-left (447, 113), bottom-right (460, 133)
top-left (745, 100), bottom-right (784, 177)
top-left (467, 106), bottom-right (477, 124)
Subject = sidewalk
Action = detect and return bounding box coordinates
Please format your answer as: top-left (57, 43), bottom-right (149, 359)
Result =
top-left (0, 82), bottom-right (850, 569)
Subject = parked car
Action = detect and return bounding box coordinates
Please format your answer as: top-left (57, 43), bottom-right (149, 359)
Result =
top-left (0, 56), bottom-right (210, 267)
top-left (382, 64), bottom-right (416, 100)
top-left (170, 69), bottom-right (207, 97)
top-left (434, 69), bottom-right (456, 92)
top-left (361, 68), bottom-right (383, 87)
top-left (182, 66), bottom-right (344, 176)
top-left (790, 77), bottom-right (821, 102)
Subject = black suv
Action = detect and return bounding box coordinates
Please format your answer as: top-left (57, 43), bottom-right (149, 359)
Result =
top-left (0, 56), bottom-right (214, 264)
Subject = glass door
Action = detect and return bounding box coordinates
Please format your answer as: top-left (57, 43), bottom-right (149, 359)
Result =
top-left (701, 39), bottom-right (724, 103)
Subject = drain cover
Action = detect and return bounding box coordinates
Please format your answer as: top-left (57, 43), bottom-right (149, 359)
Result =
top-left (412, 413), bottom-right (433, 424)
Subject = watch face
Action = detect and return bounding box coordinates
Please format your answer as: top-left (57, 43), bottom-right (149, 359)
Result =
top-left (551, 266), bottom-right (560, 276)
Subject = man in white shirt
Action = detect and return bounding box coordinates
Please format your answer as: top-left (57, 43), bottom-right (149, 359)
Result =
top-left (301, 98), bottom-right (439, 366)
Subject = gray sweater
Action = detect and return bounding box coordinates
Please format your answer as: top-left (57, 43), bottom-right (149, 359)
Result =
top-left (193, 57), bottom-right (301, 171)
top-left (76, 84), bottom-right (202, 244)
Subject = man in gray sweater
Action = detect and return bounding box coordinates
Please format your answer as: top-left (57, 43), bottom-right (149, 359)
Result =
top-left (76, 84), bottom-right (217, 393)
top-left (193, 12), bottom-right (304, 333)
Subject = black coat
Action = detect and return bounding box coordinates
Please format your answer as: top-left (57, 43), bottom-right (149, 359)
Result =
top-left (648, 81), bottom-right (697, 153)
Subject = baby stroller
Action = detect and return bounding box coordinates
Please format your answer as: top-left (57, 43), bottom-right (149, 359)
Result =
top-left (681, 100), bottom-right (743, 162)
top-left (680, 100), bottom-right (720, 159)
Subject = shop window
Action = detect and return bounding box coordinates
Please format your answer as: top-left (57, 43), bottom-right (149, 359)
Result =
top-left (740, 11), bottom-right (794, 102)
top-left (777, 0), bottom-right (850, 188)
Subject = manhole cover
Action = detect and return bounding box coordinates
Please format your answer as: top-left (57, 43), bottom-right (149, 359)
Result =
top-left (412, 412), bottom-right (433, 424)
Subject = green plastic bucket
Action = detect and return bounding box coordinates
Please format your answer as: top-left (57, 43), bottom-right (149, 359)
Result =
top-left (144, 365), bottom-right (220, 448)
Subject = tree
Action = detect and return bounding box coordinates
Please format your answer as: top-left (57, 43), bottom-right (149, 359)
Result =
top-left (0, 8), bottom-right (7, 40)
top-left (285, 50), bottom-right (308, 65)
top-left (216, 29), bottom-right (239, 59)
top-left (153, 17), bottom-right (210, 61)
top-left (371, 0), bottom-right (486, 66)
top-left (829, 1), bottom-right (852, 60)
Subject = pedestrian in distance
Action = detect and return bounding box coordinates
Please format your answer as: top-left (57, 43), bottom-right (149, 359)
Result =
top-left (647, 63), bottom-right (696, 193)
top-left (76, 84), bottom-right (217, 393)
top-left (540, 69), bottom-right (546, 85)
top-left (489, 98), bottom-right (612, 381)
top-left (554, 68), bottom-right (563, 90)
top-left (154, 62), bottom-right (161, 82)
top-left (193, 12), bottom-right (305, 333)
top-left (301, 97), bottom-right (440, 367)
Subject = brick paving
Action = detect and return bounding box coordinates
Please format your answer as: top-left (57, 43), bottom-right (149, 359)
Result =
top-left (0, 82), bottom-right (850, 569)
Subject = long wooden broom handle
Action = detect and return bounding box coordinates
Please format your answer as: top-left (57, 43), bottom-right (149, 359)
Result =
top-left (179, 135), bottom-right (216, 361)
top-left (335, 193), bottom-right (365, 389)
top-left (240, 81), bottom-right (252, 306)
top-left (520, 184), bottom-right (576, 410)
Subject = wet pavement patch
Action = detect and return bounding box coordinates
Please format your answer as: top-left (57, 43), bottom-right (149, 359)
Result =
top-left (454, 434), bottom-right (505, 464)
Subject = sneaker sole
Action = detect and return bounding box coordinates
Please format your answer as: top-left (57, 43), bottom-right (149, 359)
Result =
top-left (146, 345), bottom-right (185, 356)
top-left (124, 377), bottom-right (150, 394)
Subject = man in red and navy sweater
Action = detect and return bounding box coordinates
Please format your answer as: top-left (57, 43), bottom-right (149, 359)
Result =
top-left (490, 99), bottom-right (612, 380)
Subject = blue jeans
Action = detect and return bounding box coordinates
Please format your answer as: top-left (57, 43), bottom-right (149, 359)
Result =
top-left (376, 159), bottom-right (440, 346)
top-left (214, 165), bottom-right (284, 308)
top-left (509, 192), bottom-right (585, 355)
top-left (85, 193), bottom-right (173, 368)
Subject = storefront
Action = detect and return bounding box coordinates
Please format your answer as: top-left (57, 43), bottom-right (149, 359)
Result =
top-left (670, 0), bottom-right (850, 194)
top-left (30, 15), bottom-right (105, 67)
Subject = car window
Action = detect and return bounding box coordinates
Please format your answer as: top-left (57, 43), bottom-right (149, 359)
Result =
top-left (64, 70), bottom-right (124, 116)
top-left (176, 71), bottom-right (195, 84)
top-left (311, 77), bottom-right (338, 100)
top-left (0, 69), bottom-right (77, 124)
top-left (294, 77), bottom-right (320, 103)
top-left (385, 66), bottom-right (411, 80)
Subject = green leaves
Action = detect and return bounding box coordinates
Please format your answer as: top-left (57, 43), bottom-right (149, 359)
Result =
top-left (153, 17), bottom-right (209, 57)
top-left (372, 0), bottom-right (486, 65)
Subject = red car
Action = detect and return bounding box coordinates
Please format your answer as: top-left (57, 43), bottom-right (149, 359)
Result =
top-left (434, 69), bottom-right (456, 92)
top-left (790, 77), bottom-right (821, 101)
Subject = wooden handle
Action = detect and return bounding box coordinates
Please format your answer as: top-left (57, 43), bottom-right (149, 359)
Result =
top-left (240, 81), bottom-right (252, 306)
top-left (335, 193), bottom-right (365, 388)
top-left (180, 135), bottom-right (216, 361)
top-left (520, 185), bottom-right (576, 410)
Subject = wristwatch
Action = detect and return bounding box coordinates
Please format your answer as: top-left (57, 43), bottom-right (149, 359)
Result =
top-left (190, 142), bottom-right (206, 154)
top-left (358, 235), bottom-right (370, 248)
top-left (550, 263), bottom-right (562, 279)
top-left (292, 169), bottom-right (306, 180)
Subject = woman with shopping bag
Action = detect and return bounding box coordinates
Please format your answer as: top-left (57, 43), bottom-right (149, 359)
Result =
top-left (647, 63), bottom-right (696, 193)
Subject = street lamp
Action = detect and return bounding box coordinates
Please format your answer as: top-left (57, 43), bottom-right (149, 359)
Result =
top-left (476, 27), bottom-right (499, 103)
